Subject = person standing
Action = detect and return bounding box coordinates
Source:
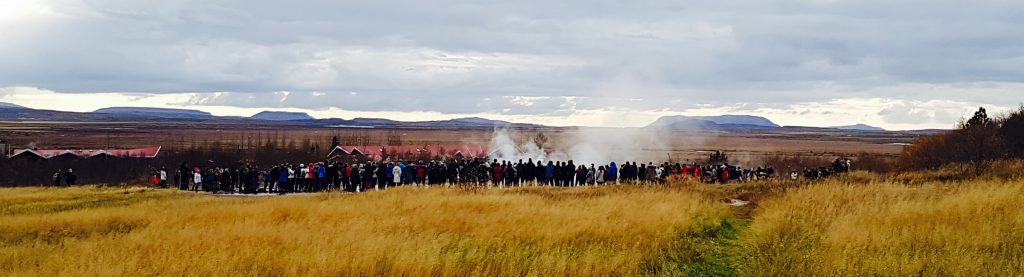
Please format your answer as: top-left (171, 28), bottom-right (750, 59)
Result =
top-left (159, 168), bottom-right (168, 189)
top-left (306, 163), bottom-right (316, 192)
top-left (608, 162), bottom-right (618, 184)
top-left (392, 163), bottom-right (402, 186)
top-left (317, 163), bottom-right (327, 191)
top-left (575, 165), bottom-right (585, 186)
top-left (586, 165), bottom-right (596, 185)
top-left (177, 162), bottom-right (189, 190)
top-left (386, 162), bottom-right (395, 187)
top-left (647, 163), bottom-right (657, 183)
top-left (52, 170), bottom-right (62, 186)
top-left (493, 162), bottom-right (504, 187)
top-left (545, 161), bottom-right (555, 186)
top-left (192, 168), bottom-right (202, 191)
top-left (378, 163), bottom-right (389, 189)
top-left (151, 173), bottom-right (160, 188)
top-left (345, 164), bottom-right (354, 191)
top-left (64, 169), bottom-right (77, 186)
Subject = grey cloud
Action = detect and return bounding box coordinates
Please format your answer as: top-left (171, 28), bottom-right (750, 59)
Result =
top-left (1, 0), bottom-right (1022, 115)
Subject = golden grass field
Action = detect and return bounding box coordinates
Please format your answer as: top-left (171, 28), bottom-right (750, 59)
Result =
top-left (2, 173), bottom-right (1023, 276)
top-left (0, 185), bottom-right (729, 276)
top-left (736, 177), bottom-right (1024, 276)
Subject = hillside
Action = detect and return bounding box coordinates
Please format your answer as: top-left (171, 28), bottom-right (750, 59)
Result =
top-left (0, 102), bottom-right (27, 109)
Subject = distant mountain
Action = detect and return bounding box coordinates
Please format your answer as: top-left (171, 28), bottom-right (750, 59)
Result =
top-left (251, 111), bottom-right (314, 121)
top-left (0, 104), bottom-right (85, 121)
top-left (94, 107), bottom-right (213, 120)
top-left (687, 115), bottom-right (780, 127)
top-left (348, 117), bottom-right (402, 126)
top-left (424, 117), bottom-right (516, 127)
top-left (0, 102), bottom-right (26, 109)
top-left (448, 117), bottom-right (513, 125)
top-left (648, 115), bottom-right (780, 130)
top-left (830, 124), bottom-right (886, 132)
top-left (326, 117), bottom-right (528, 128)
top-left (0, 105), bottom-right (926, 134)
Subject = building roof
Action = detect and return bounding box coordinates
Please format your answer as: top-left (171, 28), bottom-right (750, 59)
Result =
top-left (326, 145), bottom-right (490, 159)
top-left (326, 146), bottom-right (350, 157)
top-left (8, 146), bottom-right (161, 159)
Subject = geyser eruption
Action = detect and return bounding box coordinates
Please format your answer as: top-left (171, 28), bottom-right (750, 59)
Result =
top-left (487, 128), bottom-right (551, 162)
top-left (487, 125), bottom-right (688, 165)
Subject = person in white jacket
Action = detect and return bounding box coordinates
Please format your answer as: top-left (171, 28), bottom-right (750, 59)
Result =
top-left (392, 164), bottom-right (402, 186)
top-left (159, 168), bottom-right (168, 188)
top-left (299, 164), bottom-right (310, 192)
top-left (192, 169), bottom-right (202, 192)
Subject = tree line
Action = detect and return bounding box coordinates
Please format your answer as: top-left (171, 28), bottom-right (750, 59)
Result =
top-left (898, 106), bottom-right (1024, 175)
top-left (0, 131), bottom-right (388, 186)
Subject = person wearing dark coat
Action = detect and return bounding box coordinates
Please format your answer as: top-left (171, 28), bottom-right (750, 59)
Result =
top-left (522, 159), bottom-right (533, 184)
top-left (638, 164), bottom-right (647, 184)
top-left (534, 160), bottom-right (544, 185)
top-left (575, 165), bottom-right (586, 186)
top-left (178, 162), bottom-right (190, 190)
top-left (64, 169), bottom-right (77, 186)
top-left (244, 168), bottom-right (259, 194)
top-left (545, 161), bottom-right (555, 186)
top-left (566, 161), bottom-right (576, 186)
top-left (277, 166), bottom-right (289, 194)
top-left (553, 162), bottom-right (563, 186)
top-left (607, 162), bottom-right (618, 184)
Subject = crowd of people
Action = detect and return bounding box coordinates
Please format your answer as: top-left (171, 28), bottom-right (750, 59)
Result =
top-left (799, 158), bottom-right (853, 180)
top-left (50, 169), bottom-right (78, 186)
top-left (166, 155), bottom-right (792, 194)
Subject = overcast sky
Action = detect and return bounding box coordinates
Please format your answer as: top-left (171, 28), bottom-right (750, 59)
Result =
top-left (1, 0), bottom-right (1022, 130)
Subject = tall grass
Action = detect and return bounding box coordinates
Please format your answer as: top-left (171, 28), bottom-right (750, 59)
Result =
top-left (0, 186), bottom-right (727, 276)
top-left (5, 176), bottom-right (1024, 276)
top-left (737, 178), bottom-right (1024, 276)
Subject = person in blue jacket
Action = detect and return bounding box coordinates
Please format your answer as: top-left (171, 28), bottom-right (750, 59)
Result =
top-left (545, 161), bottom-right (555, 186)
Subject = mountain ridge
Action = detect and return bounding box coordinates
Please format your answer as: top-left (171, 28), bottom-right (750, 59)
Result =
top-left (0, 102), bottom-right (27, 109)
top-left (0, 104), bottom-right (935, 132)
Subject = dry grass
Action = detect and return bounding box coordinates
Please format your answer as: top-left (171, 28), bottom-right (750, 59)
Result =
top-left (738, 178), bottom-right (1024, 276)
top-left (5, 174), bottom-right (1024, 276)
top-left (0, 186), bottom-right (727, 276)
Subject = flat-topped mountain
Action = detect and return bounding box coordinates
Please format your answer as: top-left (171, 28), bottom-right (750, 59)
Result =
top-left (94, 107), bottom-right (213, 120)
top-left (251, 111), bottom-right (314, 121)
top-left (830, 124), bottom-right (886, 132)
top-left (647, 115), bottom-right (780, 130)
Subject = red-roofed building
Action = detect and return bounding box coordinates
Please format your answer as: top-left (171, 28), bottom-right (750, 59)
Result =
top-left (7, 146), bottom-right (161, 159)
top-left (327, 145), bottom-right (489, 161)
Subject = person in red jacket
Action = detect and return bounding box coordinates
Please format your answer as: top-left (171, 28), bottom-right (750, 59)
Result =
top-left (151, 174), bottom-right (160, 188)
top-left (721, 166), bottom-right (730, 184)
top-left (416, 164), bottom-right (427, 184)
top-left (493, 164), bottom-right (504, 186)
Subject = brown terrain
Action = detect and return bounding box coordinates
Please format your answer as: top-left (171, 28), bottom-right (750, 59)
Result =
top-left (0, 120), bottom-right (913, 161)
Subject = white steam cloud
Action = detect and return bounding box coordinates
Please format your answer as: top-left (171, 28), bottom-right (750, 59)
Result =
top-left (487, 128), bottom-right (551, 163)
top-left (488, 125), bottom-right (697, 166)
